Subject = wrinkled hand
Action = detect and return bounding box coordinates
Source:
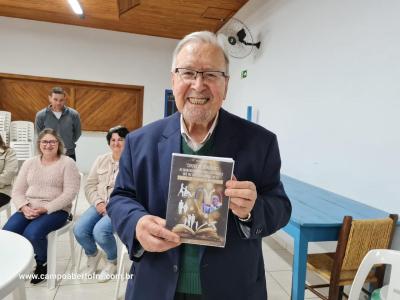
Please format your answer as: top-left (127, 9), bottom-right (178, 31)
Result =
top-left (21, 205), bottom-right (40, 220)
top-left (225, 176), bottom-right (257, 219)
top-left (96, 202), bottom-right (107, 215)
top-left (136, 215), bottom-right (181, 252)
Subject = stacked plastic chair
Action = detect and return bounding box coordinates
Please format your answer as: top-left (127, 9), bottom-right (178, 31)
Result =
top-left (10, 121), bottom-right (34, 142)
top-left (0, 111), bottom-right (11, 145)
top-left (0, 112), bottom-right (12, 222)
top-left (0, 130), bottom-right (7, 145)
top-left (9, 121), bottom-right (35, 162)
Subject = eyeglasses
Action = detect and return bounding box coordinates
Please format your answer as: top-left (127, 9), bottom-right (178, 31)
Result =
top-left (40, 140), bottom-right (58, 146)
top-left (174, 68), bottom-right (227, 83)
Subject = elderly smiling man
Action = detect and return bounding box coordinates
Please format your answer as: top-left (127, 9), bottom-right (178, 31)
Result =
top-left (107, 31), bottom-right (291, 300)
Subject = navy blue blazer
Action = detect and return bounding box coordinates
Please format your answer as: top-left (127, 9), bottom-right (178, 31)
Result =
top-left (108, 109), bottom-right (291, 300)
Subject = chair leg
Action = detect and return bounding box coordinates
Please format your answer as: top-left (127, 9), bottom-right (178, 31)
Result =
top-left (69, 229), bottom-right (76, 269)
top-left (12, 280), bottom-right (27, 300)
top-left (6, 203), bottom-right (11, 219)
top-left (328, 283), bottom-right (340, 300)
top-left (114, 248), bottom-right (127, 300)
top-left (47, 232), bottom-right (57, 289)
top-left (338, 286), bottom-right (344, 300)
top-left (114, 261), bottom-right (123, 300)
top-left (76, 247), bottom-right (84, 273)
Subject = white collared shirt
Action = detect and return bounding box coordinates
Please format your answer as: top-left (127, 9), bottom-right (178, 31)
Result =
top-left (180, 112), bottom-right (219, 151)
top-left (52, 111), bottom-right (62, 119)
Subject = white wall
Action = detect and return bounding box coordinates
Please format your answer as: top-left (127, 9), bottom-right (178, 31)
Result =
top-left (0, 16), bottom-right (178, 172)
top-left (223, 0), bottom-right (400, 248)
top-left (2, 3), bottom-right (400, 246)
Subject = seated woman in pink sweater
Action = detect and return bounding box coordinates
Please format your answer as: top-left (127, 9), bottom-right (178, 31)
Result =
top-left (3, 128), bottom-right (80, 284)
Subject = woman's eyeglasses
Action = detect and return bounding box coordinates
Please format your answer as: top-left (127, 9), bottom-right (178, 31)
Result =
top-left (40, 140), bottom-right (58, 146)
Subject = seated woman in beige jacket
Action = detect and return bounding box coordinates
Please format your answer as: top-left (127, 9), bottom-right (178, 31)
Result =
top-left (73, 126), bottom-right (129, 282)
top-left (0, 134), bottom-right (18, 209)
top-left (3, 128), bottom-right (80, 285)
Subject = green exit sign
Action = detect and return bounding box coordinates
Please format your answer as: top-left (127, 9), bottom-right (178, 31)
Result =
top-left (241, 70), bottom-right (247, 79)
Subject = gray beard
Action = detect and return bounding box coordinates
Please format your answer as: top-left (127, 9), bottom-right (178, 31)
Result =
top-left (182, 105), bottom-right (214, 125)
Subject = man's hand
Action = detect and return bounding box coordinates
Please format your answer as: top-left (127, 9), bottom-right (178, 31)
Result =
top-left (225, 176), bottom-right (257, 219)
top-left (96, 202), bottom-right (107, 215)
top-left (21, 205), bottom-right (40, 220)
top-left (136, 215), bottom-right (181, 252)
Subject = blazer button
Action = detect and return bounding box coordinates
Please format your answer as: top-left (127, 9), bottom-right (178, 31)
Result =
top-left (173, 265), bottom-right (178, 273)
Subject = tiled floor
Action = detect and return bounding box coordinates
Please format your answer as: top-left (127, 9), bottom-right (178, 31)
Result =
top-left (0, 177), bottom-right (354, 300)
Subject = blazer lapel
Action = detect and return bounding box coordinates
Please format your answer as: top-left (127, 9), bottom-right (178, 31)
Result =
top-left (157, 113), bottom-right (181, 265)
top-left (213, 109), bottom-right (240, 162)
top-left (157, 113), bottom-right (181, 207)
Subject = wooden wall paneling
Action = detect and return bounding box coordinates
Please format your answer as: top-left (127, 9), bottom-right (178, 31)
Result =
top-left (0, 79), bottom-right (68, 122)
top-left (75, 86), bottom-right (143, 131)
top-left (69, 87), bottom-right (76, 108)
top-left (0, 73), bottom-right (143, 132)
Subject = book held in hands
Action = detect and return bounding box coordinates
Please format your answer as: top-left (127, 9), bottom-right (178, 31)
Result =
top-left (165, 153), bottom-right (234, 247)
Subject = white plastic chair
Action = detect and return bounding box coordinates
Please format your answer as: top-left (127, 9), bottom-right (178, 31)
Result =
top-left (348, 249), bottom-right (400, 300)
top-left (75, 231), bottom-right (130, 300)
top-left (47, 172), bottom-right (83, 289)
top-left (0, 111), bottom-right (11, 145)
top-left (0, 130), bottom-right (8, 145)
top-left (0, 111), bottom-right (11, 120)
top-left (0, 172), bottom-right (16, 222)
top-left (10, 141), bottom-right (34, 162)
top-left (114, 243), bottom-right (130, 300)
top-left (75, 232), bottom-right (125, 272)
top-left (0, 111), bottom-right (11, 127)
top-left (10, 121), bottom-right (34, 142)
top-left (0, 202), bottom-right (11, 220)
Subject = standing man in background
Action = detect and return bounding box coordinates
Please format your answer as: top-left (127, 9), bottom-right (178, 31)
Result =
top-left (35, 87), bottom-right (81, 161)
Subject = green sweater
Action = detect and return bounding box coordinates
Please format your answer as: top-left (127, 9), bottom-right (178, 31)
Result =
top-left (176, 136), bottom-right (215, 295)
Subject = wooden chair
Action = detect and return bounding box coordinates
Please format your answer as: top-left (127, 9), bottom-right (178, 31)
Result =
top-left (306, 214), bottom-right (398, 300)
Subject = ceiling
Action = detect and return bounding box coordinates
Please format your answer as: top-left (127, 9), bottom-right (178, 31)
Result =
top-left (0, 0), bottom-right (248, 39)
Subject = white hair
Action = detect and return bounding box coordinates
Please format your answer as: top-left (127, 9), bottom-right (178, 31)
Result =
top-left (171, 31), bottom-right (230, 75)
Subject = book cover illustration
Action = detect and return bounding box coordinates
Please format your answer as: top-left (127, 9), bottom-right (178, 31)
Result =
top-left (166, 153), bottom-right (234, 247)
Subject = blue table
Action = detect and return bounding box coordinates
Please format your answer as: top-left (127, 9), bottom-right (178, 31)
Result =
top-left (281, 175), bottom-right (392, 300)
